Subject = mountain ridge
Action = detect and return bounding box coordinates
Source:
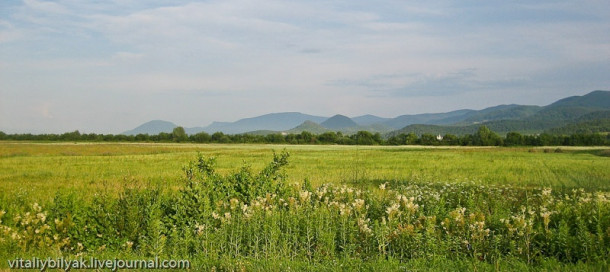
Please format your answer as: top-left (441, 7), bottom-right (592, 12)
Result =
top-left (123, 90), bottom-right (610, 136)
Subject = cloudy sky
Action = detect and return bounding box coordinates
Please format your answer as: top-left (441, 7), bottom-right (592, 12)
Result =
top-left (1, 0), bottom-right (609, 133)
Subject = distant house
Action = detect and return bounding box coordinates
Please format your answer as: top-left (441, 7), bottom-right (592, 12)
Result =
top-left (436, 134), bottom-right (443, 141)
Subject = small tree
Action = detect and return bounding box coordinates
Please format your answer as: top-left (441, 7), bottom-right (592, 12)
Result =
top-left (191, 132), bottom-right (211, 143)
top-left (172, 127), bottom-right (188, 142)
top-left (473, 126), bottom-right (503, 146)
top-left (505, 132), bottom-right (524, 146)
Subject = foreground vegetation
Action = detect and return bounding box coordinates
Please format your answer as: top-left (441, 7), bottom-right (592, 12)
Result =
top-left (0, 151), bottom-right (609, 270)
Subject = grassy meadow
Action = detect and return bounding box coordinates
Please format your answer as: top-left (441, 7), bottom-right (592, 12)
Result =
top-left (1, 142), bottom-right (609, 202)
top-left (0, 142), bottom-right (609, 270)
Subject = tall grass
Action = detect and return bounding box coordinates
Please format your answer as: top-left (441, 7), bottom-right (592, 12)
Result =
top-left (1, 152), bottom-right (608, 270)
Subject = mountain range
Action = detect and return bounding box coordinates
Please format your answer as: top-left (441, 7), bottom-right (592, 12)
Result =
top-left (123, 90), bottom-right (610, 136)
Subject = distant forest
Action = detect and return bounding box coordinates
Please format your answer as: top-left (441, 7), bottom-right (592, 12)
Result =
top-left (1, 126), bottom-right (608, 146)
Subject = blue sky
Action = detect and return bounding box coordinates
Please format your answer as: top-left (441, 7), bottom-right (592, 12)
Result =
top-left (1, 0), bottom-right (609, 133)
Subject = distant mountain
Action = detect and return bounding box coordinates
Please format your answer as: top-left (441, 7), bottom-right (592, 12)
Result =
top-left (352, 115), bottom-right (391, 126)
top-left (546, 118), bottom-right (610, 135)
top-left (387, 124), bottom-right (480, 137)
top-left (287, 121), bottom-right (330, 134)
top-left (547, 90), bottom-right (610, 109)
top-left (321, 115), bottom-right (359, 130)
top-left (123, 120), bottom-right (177, 135)
top-left (195, 112), bottom-right (327, 134)
top-left (459, 105), bottom-right (542, 124)
top-left (383, 109), bottom-right (475, 129)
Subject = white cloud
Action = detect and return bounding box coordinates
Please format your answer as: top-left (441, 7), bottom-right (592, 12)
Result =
top-left (23, 0), bottom-right (68, 14)
top-left (0, 0), bottom-right (609, 133)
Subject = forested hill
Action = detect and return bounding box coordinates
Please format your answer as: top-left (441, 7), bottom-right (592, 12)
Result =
top-left (388, 90), bottom-right (610, 136)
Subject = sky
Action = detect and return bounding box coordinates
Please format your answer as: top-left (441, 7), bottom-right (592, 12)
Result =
top-left (1, 0), bottom-right (609, 134)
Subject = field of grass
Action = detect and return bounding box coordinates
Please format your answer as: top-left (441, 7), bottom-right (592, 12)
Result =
top-left (0, 142), bottom-right (609, 270)
top-left (1, 142), bottom-right (609, 202)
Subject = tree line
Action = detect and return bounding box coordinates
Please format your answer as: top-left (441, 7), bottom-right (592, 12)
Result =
top-left (0, 126), bottom-right (608, 146)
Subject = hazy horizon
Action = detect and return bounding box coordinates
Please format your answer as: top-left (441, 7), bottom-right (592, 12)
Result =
top-left (1, 1), bottom-right (609, 134)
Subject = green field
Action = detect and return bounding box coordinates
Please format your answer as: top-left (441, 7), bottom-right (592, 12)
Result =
top-left (1, 142), bottom-right (609, 201)
top-left (1, 142), bottom-right (609, 270)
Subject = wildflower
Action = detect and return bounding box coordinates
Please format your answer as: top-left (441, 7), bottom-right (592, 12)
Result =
top-left (404, 200), bottom-right (419, 214)
top-left (595, 192), bottom-right (608, 203)
top-left (357, 218), bottom-right (372, 234)
top-left (379, 183), bottom-right (387, 190)
top-left (195, 224), bottom-right (206, 235)
top-left (352, 199), bottom-right (365, 211)
top-left (125, 241), bottom-right (134, 249)
top-left (241, 204), bottom-right (248, 214)
top-left (339, 203), bottom-right (352, 216)
top-left (224, 212), bottom-right (231, 220)
top-left (299, 191), bottom-right (312, 203)
top-left (230, 198), bottom-right (239, 210)
top-left (32, 203), bottom-right (42, 212)
top-left (542, 188), bottom-right (552, 197)
top-left (386, 203), bottom-right (400, 219)
top-left (212, 212), bottom-right (220, 220)
top-left (540, 209), bottom-right (553, 230)
top-left (316, 187), bottom-right (327, 200)
top-left (37, 212), bottom-right (47, 223)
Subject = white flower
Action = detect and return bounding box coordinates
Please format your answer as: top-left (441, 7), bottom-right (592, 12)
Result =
top-left (352, 199), bottom-right (365, 211)
top-left (32, 203), bottom-right (42, 212)
top-left (542, 188), bottom-right (552, 197)
top-left (386, 203), bottom-right (400, 218)
top-left (195, 224), bottom-right (206, 235)
top-left (37, 212), bottom-right (47, 223)
top-left (357, 218), bottom-right (372, 234)
top-left (299, 191), bottom-right (312, 203)
top-left (230, 198), bottom-right (239, 210)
